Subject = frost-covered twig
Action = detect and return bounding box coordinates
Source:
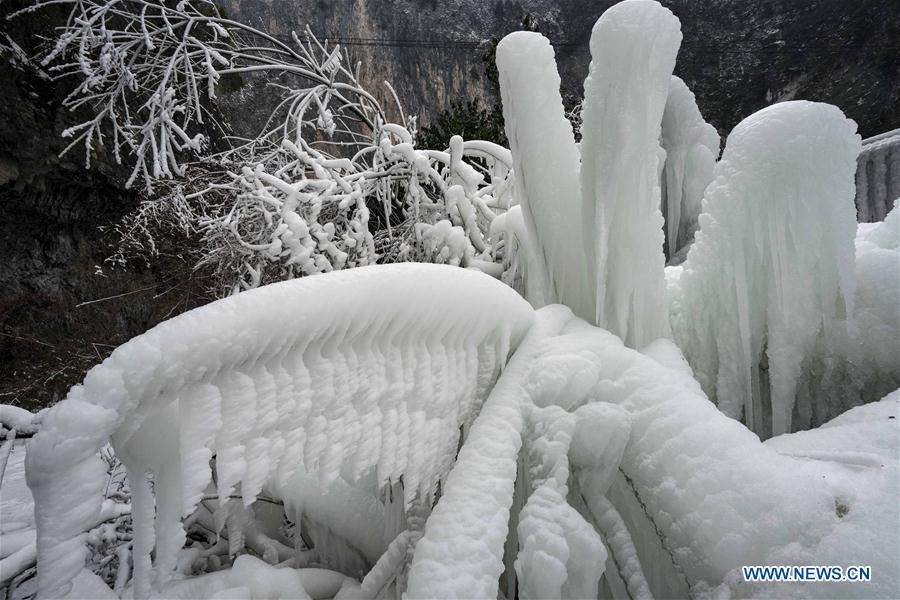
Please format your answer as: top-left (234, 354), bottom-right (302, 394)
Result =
top-left (21, 1), bottom-right (388, 189)
top-left (24, 0), bottom-right (520, 294)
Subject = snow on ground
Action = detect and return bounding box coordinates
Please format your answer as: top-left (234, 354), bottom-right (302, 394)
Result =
top-left (750, 393), bottom-right (900, 598)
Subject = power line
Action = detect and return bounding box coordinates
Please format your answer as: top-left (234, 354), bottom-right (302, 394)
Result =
top-left (290, 33), bottom-right (900, 54)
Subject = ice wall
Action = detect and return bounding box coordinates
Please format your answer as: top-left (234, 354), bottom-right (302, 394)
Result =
top-left (495, 32), bottom-right (594, 321)
top-left (855, 128), bottom-right (900, 222)
top-left (579, 0), bottom-right (681, 348)
top-left (660, 76), bottom-right (720, 260)
top-left (669, 100), bottom-right (860, 438)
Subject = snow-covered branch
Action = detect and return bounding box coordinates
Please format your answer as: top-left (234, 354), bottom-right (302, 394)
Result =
top-left (26, 0), bottom-right (519, 294)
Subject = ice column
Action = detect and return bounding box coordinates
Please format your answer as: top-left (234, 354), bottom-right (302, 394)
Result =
top-left (670, 101), bottom-right (860, 437)
top-left (496, 32), bottom-right (594, 321)
top-left (660, 76), bottom-right (720, 260)
top-left (580, 0), bottom-right (681, 348)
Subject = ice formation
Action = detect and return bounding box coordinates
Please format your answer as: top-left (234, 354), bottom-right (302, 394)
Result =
top-left (855, 128), bottom-right (900, 222)
top-left (514, 406), bottom-right (607, 600)
top-left (19, 272), bottom-right (899, 598)
top-left (659, 76), bottom-right (720, 261)
top-left (25, 264), bottom-right (533, 599)
top-left (773, 206), bottom-right (900, 431)
top-left (669, 100), bottom-right (861, 437)
top-left (579, 0), bottom-right (680, 347)
top-left (15, 2), bottom-right (900, 598)
top-left (494, 0), bottom-right (682, 347)
top-left (845, 203), bottom-right (900, 401)
top-left (409, 305), bottom-right (898, 598)
top-left (495, 31), bottom-right (593, 319)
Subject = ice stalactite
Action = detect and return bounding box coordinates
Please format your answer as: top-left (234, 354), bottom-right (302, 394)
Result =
top-left (579, 0), bottom-right (681, 348)
top-left (495, 32), bottom-right (594, 320)
top-left (660, 76), bottom-right (720, 262)
top-left (669, 100), bottom-right (861, 438)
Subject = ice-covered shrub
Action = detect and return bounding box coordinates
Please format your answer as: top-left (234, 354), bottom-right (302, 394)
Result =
top-left (25, 264), bottom-right (534, 599)
top-left (25, 0), bottom-right (516, 294)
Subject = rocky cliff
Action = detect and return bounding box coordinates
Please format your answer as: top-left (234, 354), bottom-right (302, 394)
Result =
top-left (220, 0), bottom-right (899, 139)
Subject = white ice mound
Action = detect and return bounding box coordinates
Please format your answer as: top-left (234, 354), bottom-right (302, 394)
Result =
top-left (670, 100), bottom-right (861, 437)
top-left (579, 0), bottom-right (681, 347)
top-left (25, 263), bottom-right (534, 599)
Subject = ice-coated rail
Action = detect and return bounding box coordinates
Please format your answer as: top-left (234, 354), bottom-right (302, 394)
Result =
top-left (25, 263), bottom-right (534, 599)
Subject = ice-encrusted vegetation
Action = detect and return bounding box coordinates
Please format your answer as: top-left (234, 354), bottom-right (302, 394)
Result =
top-left (1, 0), bottom-right (898, 599)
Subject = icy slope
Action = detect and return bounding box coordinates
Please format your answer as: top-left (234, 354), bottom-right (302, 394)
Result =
top-left (25, 263), bottom-right (534, 599)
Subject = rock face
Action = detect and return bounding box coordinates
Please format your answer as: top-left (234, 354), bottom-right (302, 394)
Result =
top-left (0, 3), bottom-right (209, 408)
top-left (220, 0), bottom-right (899, 139)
